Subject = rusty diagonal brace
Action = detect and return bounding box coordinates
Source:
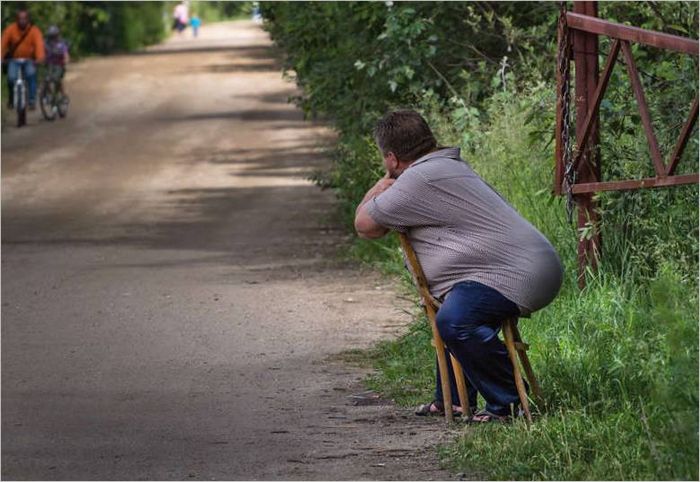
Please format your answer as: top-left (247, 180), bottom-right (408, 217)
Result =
top-left (570, 38), bottom-right (620, 177)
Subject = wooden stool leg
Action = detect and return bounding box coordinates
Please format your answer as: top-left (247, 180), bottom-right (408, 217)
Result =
top-left (399, 233), bottom-right (458, 423)
top-left (426, 304), bottom-right (454, 422)
top-left (450, 354), bottom-right (472, 418)
top-left (502, 318), bottom-right (532, 425)
top-left (511, 323), bottom-right (543, 405)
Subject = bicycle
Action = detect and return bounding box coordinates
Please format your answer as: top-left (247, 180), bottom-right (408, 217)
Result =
top-left (39, 64), bottom-right (69, 121)
top-left (8, 58), bottom-right (30, 127)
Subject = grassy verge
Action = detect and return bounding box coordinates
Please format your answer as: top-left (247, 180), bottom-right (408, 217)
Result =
top-left (340, 84), bottom-right (698, 480)
top-left (438, 265), bottom-right (698, 480)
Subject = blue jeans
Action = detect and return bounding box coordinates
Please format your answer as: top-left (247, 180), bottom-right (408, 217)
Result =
top-left (7, 59), bottom-right (37, 105)
top-left (434, 281), bottom-right (524, 416)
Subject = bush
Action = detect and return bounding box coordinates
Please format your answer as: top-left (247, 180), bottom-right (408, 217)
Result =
top-left (194, 1), bottom-right (251, 23)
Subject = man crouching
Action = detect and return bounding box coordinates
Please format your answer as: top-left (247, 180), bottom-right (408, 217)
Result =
top-left (354, 110), bottom-right (563, 422)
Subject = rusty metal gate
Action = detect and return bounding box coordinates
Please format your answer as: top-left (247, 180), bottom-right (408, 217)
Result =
top-left (555, 1), bottom-right (699, 287)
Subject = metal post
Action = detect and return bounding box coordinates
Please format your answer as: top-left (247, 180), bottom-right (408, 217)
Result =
top-left (554, 8), bottom-right (567, 196)
top-left (573, 1), bottom-right (601, 287)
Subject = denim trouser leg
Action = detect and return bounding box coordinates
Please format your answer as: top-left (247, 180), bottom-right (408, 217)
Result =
top-left (25, 62), bottom-right (37, 104)
top-left (7, 61), bottom-right (18, 105)
top-left (435, 281), bottom-right (523, 416)
top-left (433, 350), bottom-right (478, 408)
top-left (7, 61), bottom-right (37, 105)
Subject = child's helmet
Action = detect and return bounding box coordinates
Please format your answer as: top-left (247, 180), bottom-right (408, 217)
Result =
top-left (47, 25), bottom-right (60, 38)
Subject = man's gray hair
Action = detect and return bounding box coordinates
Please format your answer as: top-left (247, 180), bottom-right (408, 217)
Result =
top-left (373, 110), bottom-right (437, 162)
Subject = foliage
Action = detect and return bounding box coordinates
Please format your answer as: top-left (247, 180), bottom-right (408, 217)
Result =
top-left (1, 1), bottom-right (253, 57)
top-left (263, 2), bottom-right (698, 266)
top-left (261, 1), bottom-right (559, 136)
top-left (191, 1), bottom-right (251, 23)
top-left (1, 1), bottom-right (168, 57)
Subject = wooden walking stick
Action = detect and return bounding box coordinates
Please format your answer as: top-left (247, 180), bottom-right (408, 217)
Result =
top-left (502, 318), bottom-right (533, 425)
top-left (398, 233), bottom-right (471, 422)
top-left (511, 322), bottom-right (544, 405)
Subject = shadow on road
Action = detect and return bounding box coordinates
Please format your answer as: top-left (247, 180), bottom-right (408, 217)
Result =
top-left (2, 138), bottom-right (342, 272)
top-left (164, 108), bottom-right (305, 123)
top-left (192, 60), bottom-right (279, 74)
top-left (133, 44), bottom-right (276, 57)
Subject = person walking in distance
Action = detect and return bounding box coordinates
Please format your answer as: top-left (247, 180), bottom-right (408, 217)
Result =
top-left (190, 14), bottom-right (201, 38)
top-left (354, 110), bottom-right (563, 422)
top-left (172, 1), bottom-right (189, 36)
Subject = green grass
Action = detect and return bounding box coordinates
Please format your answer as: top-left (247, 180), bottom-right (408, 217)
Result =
top-left (365, 309), bottom-right (435, 406)
top-left (438, 266), bottom-right (698, 480)
top-left (356, 264), bottom-right (698, 480)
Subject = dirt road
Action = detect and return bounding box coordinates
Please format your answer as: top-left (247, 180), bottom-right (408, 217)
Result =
top-left (1, 22), bottom-right (456, 480)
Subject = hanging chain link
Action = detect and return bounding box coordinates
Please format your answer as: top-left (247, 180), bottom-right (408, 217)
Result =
top-left (558, 2), bottom-right (576, 223)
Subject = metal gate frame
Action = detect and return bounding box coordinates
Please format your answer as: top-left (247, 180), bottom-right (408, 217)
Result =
top-left (554, 1), bottom-right (699, 287)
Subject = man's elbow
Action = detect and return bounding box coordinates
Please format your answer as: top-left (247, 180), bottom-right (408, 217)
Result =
top-left (354, 216), bottom-right (386, 240)
top-left (354, 218), bottom-right (372, 239)
top-left (356, 228), bottom-right (383, 240)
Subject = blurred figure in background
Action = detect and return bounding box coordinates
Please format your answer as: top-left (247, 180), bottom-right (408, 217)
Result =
top-left (190, 14), bottom-right (201, 38)
top-left (44, 25), bottom-right (70, 97)
top-left (1, 9), bottom-right (45, 110)
top-left (172, 1), bottom-right (189, 36)
top-left (252, 2), bottom-right (262, 24)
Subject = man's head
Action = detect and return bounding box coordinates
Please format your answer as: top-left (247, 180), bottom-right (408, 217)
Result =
top-left (373, 110), bottom-right (437, 178)
top-left (16, 10), bottom-right (30, 30)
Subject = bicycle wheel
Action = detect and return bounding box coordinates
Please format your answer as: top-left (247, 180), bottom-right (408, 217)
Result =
top-left (15, 85), bottom-right (26, 127)
top-left (58, 94), bottom-right (69, 118)
top-left (17, 106), bottom-right (26, 127)
top-left (39, 83), bottom-right (57, 121)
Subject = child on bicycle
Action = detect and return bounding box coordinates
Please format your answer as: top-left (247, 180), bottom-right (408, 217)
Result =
top-left (44, 25), bottom-right (69, 97)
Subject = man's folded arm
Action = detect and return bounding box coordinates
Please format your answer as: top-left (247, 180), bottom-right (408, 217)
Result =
top-left (354, 203), bottom-right (390, 239)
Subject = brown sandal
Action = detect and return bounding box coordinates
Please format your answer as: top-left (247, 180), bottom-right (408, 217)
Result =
top-left (466, 409), bottom-right (510, 424)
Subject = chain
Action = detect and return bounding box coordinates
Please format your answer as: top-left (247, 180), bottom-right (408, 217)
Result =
top-left (558, 2), bottom-right (576, 223)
